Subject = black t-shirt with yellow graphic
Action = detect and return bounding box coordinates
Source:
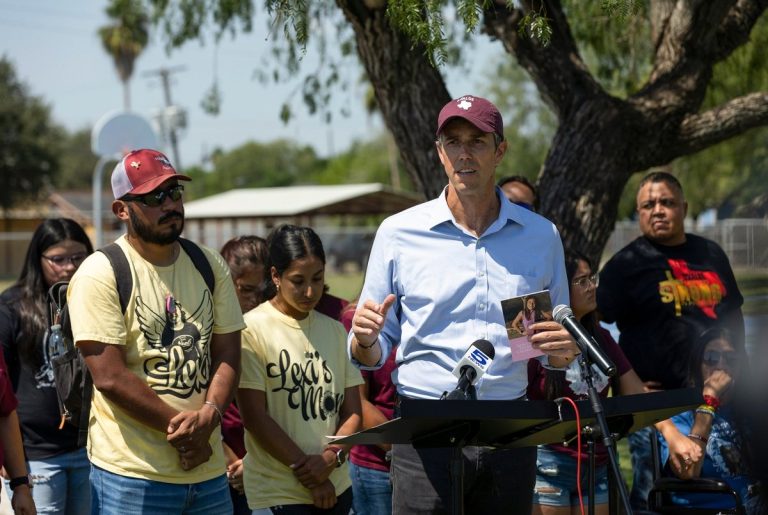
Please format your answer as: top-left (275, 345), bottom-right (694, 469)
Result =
top-left (597, 234), bottom-right (744, 389)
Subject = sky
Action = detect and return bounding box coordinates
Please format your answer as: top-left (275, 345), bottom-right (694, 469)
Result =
top-left (0, 0), bottom-right (498, 168)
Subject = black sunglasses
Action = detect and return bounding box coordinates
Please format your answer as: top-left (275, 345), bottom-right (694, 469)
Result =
top-left (123, 184), bottom-right (184, 207)
top-left (702, 350), bottom-right (739, 367)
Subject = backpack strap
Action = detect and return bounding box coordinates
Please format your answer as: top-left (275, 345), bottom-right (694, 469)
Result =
top-left (178, 238), bottom-right (215, 294)
top-left (98, 243), bottom-right (133, 314)
top-left (77, 372), bottom-right (92, 447)
top-left (99, 239), bottom-right (214, 310)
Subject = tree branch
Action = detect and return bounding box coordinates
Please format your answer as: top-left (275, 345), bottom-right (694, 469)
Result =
top-left (337, 0), bottom-right (450, 198)
top-left (713, 0), bottom-right (768, 62)
top-left (482, 0), bottom-right (605, 121)
top-left (675, 91), bottom-right (768, 156)
top-left (648, 0), bottom-right (736, 83)
top-left (634, 1), bottom-right (742, 123)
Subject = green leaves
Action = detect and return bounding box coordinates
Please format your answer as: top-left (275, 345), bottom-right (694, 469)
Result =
top-left (0, 57), bottom-right (63, 210)
top-left (517, 9), bottom-right (552, 45)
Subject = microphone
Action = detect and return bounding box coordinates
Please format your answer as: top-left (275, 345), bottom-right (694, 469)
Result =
top-left (552, 305), bottom-right (616, 377)
top-left (443, 339), bottom-right (495, 400)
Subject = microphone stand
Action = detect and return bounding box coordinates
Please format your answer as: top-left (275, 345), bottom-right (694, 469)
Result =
top-left (439, 373), bottom-right (478, 515)
top-left (576, 354), bottom-right (633, 515)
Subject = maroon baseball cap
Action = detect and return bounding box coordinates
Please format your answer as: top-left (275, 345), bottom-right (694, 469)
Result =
top-left (436, 95), bottom-right (504, 140)
top-left (111, 149), bottom-right (191, 200)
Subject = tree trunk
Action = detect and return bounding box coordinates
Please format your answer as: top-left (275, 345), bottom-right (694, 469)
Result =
top-left (336, 0), bottom-right (449, 199)
top-left (539, 96), bottom-right (641, 265)
top-left (334, 0), bottom-right (768, 265)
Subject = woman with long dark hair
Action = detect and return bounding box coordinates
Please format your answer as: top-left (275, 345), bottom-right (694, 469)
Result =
top-left (527, 250), bottom-right (698, 515)
top-left (658, 326), bottom-right (761, 512)
top-left (238, 225), bottom-right (362, 514)
top-left (0, 218), bottom-right (93, 513)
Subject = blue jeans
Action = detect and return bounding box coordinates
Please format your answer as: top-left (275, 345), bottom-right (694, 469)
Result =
top-left (532, 446), bottom-right (609, 507)
top-left (89, 464), bottom-right (231, 515)
top-left (628, 426), bottom-right (654, 510)
top-left (349, 461), bottom-right (391, 515)
top-left (2, 447), bottom-right (90, 514)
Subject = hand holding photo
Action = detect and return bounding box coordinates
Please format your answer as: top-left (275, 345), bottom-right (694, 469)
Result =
top-left (501, 290), bottom-right (553, 362)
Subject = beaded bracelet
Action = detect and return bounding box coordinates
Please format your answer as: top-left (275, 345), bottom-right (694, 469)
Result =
top-left (703, 394), bottom-right (720, 410)
top-left (687, 432), bottom-right (708, 445)
top-left (696, 404), bottom-right (716, 417)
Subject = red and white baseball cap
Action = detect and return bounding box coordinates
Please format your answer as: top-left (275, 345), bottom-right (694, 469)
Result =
top-left (436, 95), bottom-right (504, 140)
top-left (111, 149), bottom-right (191, 200)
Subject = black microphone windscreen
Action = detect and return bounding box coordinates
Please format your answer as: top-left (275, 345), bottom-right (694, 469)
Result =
top-left (472, 339), bottom-right (495, 359)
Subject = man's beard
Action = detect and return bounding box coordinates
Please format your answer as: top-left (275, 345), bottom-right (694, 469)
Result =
top-left (128, 205), bottom-right (184, 245)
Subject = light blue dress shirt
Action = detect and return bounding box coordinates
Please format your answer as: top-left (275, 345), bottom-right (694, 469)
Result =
top-left (349, 187), bottom-right (569, 400)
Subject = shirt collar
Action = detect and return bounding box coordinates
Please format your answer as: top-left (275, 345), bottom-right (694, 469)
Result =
top-left (428, 186), bottom-right (528, 232)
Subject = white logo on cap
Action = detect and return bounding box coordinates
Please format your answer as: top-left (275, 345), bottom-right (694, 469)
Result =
top-left (457, 100), bottom-right (473, 110)
top-left (130, 161), bottom-right (141, 169)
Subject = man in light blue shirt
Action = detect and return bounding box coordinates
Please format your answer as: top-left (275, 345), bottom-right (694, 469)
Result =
top-left (348, 95), bottom-right (580, 514)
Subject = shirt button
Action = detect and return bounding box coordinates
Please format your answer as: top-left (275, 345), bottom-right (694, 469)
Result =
top-left (479, 303), bottom-right (485, 309)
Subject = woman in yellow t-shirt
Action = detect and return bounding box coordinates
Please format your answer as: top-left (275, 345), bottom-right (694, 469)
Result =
top-left (238, 224), bottom-right (363, 514)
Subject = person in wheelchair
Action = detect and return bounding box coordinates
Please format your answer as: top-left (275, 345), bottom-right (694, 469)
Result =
top-left (658, 326), bottom-right (760, 512)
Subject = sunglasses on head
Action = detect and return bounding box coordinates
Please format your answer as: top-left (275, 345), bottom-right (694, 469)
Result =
top-left (122, 184), bottom-right (184, 207)
top-left (702, 350), bottom-right (739, 367)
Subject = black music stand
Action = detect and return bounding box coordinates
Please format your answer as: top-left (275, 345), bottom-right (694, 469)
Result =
top-left (333, 388), bottom-right (700, 515)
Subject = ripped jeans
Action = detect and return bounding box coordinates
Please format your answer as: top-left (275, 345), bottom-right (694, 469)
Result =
top-left (3, 447), bottom-right (91, 514)
top-left (532, 445), bottom-right (609, 507)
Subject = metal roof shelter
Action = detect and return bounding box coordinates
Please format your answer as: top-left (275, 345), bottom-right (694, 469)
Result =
top-left (183, 183), bottom-right (425, 249)
top-left (184, 183), bottom-right (423, 219)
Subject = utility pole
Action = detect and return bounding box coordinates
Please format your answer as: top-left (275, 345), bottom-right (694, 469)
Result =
top-left (143, 66), bottom-right (186, 169)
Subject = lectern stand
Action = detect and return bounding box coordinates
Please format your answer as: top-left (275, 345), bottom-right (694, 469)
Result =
top-left (333, 388), bottom-right (700, 515)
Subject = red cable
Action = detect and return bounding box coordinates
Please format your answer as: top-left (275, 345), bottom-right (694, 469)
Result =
top-left (557, 396), bottom-right (585, 515)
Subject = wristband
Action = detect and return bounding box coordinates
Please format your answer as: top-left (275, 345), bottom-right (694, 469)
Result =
top-left (357, 338), bottom-right (378, 349)
top-left (687, 433), bottom-right (708, 445)
top-left (703, 394), bottom-right (720, 410)
top-left (204, 401), bottom-right (223, 425)
top-left (696, 404), bottom-right (716, 417)
top-left (9, 476), bottom-right (29, 491)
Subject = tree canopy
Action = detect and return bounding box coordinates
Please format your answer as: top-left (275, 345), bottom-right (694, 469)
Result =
top-left (99, 0), bottom-right (150, 110)
top-left (0, 56), bottom-right (62, 213)
top-left (148, 0), bottom-right (768, 263)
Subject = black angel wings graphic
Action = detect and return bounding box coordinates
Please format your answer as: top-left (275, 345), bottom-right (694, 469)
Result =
top-left (135, 289), bottom-right (215, 398)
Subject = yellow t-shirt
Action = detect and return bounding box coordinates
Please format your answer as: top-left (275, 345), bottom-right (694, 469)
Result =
top-left (240, 301), bottom-right (364, 509)
top-left (67, 235), bottom-right (245, 483)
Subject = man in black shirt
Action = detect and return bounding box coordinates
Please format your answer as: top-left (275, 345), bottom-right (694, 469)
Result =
top-left (597, 171), bottom-right (744, 509)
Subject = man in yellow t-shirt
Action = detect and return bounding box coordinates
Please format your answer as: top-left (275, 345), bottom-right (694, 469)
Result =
top-left (68, 149), bottom-right (245, 514)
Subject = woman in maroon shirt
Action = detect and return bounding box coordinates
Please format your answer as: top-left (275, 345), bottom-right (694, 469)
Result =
top-left (527, 250), bottom-right (697, 515)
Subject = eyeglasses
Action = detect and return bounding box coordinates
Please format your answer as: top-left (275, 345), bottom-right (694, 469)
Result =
top-left (571, 273), bottom-right (599, 289)
top-left (42, 253), bottom-right (88, 267)
top-left (703, 350), bottom-right (739, 368)
top-left (122, 184), bottom-right (184, 207)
